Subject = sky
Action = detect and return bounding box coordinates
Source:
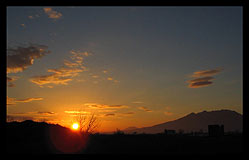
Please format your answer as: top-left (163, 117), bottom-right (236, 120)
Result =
top-left (7, 7), bottom-right (242, 132)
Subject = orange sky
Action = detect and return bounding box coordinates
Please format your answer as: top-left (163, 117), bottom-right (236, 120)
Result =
top-left (7, 7), bottom-right (242, 132)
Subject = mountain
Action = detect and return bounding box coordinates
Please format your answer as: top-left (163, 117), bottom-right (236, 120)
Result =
top-left (123, 126), bottom-right (138, 131)
top-left (123, 109), bottom-right (243, 134)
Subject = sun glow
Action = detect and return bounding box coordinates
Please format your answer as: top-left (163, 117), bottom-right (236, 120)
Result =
top-left (72, 123), bottom-right (79, 130)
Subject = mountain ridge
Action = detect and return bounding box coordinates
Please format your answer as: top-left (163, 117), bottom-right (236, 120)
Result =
top-left (123, 109), bottom-right (242, 134)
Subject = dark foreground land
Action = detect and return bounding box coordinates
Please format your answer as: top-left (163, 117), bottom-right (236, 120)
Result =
top-left (6, 120), bottom-right (243, 154)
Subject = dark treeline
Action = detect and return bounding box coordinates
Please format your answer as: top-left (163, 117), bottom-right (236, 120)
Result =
top-left (6, 120), bottom-right (242, 154)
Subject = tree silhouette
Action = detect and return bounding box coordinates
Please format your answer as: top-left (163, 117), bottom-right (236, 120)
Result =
top-left (74, 111), bottom-right (100, 134)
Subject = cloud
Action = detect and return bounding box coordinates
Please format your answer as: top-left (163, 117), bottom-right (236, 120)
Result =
top-left (30, 50), bottom-right (90, 87)
top-left (7, 115), bottom-right (34, 122)
top-left (7, 76), bottom-right (18, 87)
top-left (106, 77), bottom-right (119, 84)
top-left (188, 81), bottom-right (213, 88)
top-left (7, 96), bottom-right (43, 105)
top-left (191, 68), bottom-right (223, 78)
top-left (37, 111), bottom-right (55, 115)
top-left (138, 107), bottom-right (152, 112)
top-left (187, 68), bottom-right (223, 88)
top-left (105, 113), bottom-right (115, 117)
top-left (7, 44), bottom-right (50, 73)
top-left (20, 24), bottom-right (25, 28)
top-left (7, 111), bottom-right (56, 122)
top-left (104, 112), bottom-right (134, 117)
top-left (28, 15), bottom-right (34, 19)
top-left (15, 97), bottom-right (43, 103)
top-left (30, 72), bottom-right (73, 86)
top-left (43, 8), bottom-right (62, 19)
top-left (119, 112), bottom-right (134, 115)
top-left (64, 111), bottom-right (90, 114)
top-left (187, 76), bottom-right (214, 88)
top-left (7, 97), bottom-right (16, 105)
top-left (84, 103), bottom-right (128, 109)
top-left (107, 77), bottom-right (113, 81)
top-left (132, 101), bottom-right (143, 104)
top-left (188, 76), bottom-right (214, 83)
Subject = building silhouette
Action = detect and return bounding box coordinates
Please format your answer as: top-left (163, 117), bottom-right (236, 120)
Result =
top-left (208, 124), bottom-right (224, 136)
top-left (164, 129), bottom-right (176, 135)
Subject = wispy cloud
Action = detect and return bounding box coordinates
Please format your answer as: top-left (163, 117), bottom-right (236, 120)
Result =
top-left (187, 68), bottom-right (223, 88)
top-left (15, 97), bottom-right (43, 103)
top-left (37, 111), bottom-right (55, 115)
top-left (28, 14), bottom-right (40, 19)
top-left (104, 112), bottom-right (134, 117)
top-left (7, 111), bottom-right (56, 122)
top-left (188, 80), bottom-right (213, 88)
top-left (84, 103), bottom-right (128, 109)
top-left (132, 101), bottom-right (144, 104)
top-left (7, 96), bottom-right (43, 105)
top-left (119, 112), bottom-right (135, 116)
top-left (64, 110), bottom-right (90, 114)
top-left (191, 68), bottom-right (223, 78)
top-left (7, 44), bottom-right (50, 73)
top-left (30, 50), bottom-right (90, 88)
top-left (138, 107), bottom-right (153, 112)
top-left (43, 8), bottom-right (62, 20)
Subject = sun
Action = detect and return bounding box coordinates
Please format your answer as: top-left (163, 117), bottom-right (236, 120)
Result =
top-left (72, 123), bottom-right (79, 130)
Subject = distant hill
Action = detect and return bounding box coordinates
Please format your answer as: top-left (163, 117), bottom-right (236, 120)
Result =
top-left (123, 109), bottom-right (242, 134)
top-left (6, 120), bottom-right (89, 153)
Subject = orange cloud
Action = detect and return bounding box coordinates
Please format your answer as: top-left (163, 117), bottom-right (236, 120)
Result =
top-left (105, 113), bottom-right (115, 117)
top-left (138, 107), bottom-right (152, 112)
top-left (188, 81), bottom-right (213, 88)
top-left (7, 111), bottom-right (56, 122)
top-left (43, 7), bottom-right (62, 19)
top-left (84, 103), bottom-right (128, 109)
top-left (7, 96), bottom-right (43, 105)
top-left (132, 101), bottom-right (144, 104)
top-left (30, 50), bottom-right (90, 87)
top-left (191, 68), bottom-right (223, 78)
top-left (107, 77), bottom-right (113, 81)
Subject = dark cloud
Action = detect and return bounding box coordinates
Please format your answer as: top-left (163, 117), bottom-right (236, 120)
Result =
top-left (188, 76), bottom-right (214, 83)
top-left (7, 44), bottom-right (50, 73)
top-left (105, 113), bottom-right (115, 117)
top-left (188, 81), bottom-right (213, 88)
top-left (7, 115), bottom-right (34, 122)
top-left (187, 68), bottom-right (223, 88)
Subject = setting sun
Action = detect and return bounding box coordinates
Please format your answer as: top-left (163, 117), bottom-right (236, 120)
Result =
top-left (72, 123), bottom-right (79, 130)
